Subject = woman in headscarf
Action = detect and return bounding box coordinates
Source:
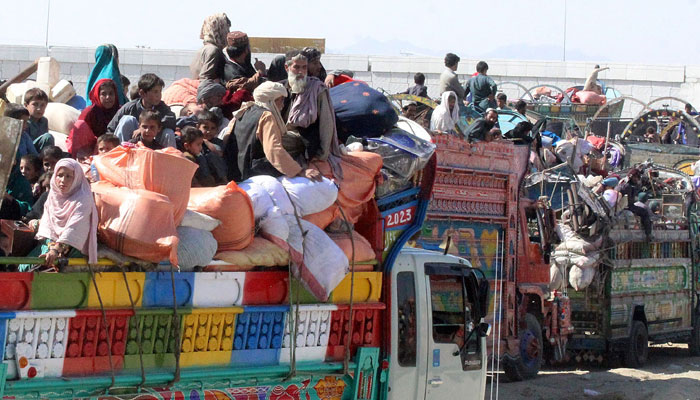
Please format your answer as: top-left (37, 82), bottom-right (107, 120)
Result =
top-left (224, 81), bottom-right (322, 181)
top-left (36, 158), bottom-right (98, 268)
top-left (267, 55), bottom-right (287, 82)
top-left (190, 13), bottom-right (230, 81)
top-left (68, 79), bottom-right (120, 158)
top-left (85, 44), bottom-right (128, 106)
top-left (430, 91), bottom-right (459, 134)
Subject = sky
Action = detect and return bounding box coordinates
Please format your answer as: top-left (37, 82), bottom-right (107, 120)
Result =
top-left (2, 0), bottom-right (700, 65)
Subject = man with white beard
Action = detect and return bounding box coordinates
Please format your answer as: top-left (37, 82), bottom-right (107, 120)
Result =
top-left (279, 51), bottom-right (340, 170)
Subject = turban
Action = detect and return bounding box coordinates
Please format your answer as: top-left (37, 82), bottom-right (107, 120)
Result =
top-left (253, 81), bottom-right (288, 133)
top-left (602, 177), bottom-right (619, 187)
top-left (197, 79), bottom-right (227, 103)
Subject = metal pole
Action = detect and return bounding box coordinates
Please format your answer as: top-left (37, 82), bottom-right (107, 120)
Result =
top-left (45, 0), bottom-right (51, 54)
top-left (563, 0), bottom-right (567, 62)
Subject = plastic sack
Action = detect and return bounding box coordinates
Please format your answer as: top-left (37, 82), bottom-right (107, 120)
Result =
top-left (330, 81), bottom-right (398, 143)
top-left (92, 181), bottom-right (178, 265)
top-left (93, 146), bottom-right (198, 225)
top-left (576, 90), bottom-right (606, 105)
top-left (180, 209), bottom-right (221, 232)
top-left (549, 264), bottom-right (564, 291)
top-left (44, 102), bottom-right (80, 135)
top-left (176, 226), bottom-right (217, 271)
top-left (569, 265), bottom-right (596, 291)
top-left (327, 230), bottom-right (376, 263)
top-left (268, 216), bottom-right (349, 301)
top-left (188, 181), bottom-right (255, 251)
top-left (304, 151), bottom-right (383, 227)
top-left (278, 176), bottom-right (338, 216)
top-left (214, 236), bottom-right (289, 268)
top-left (367, 128), bottom-right (436, 179)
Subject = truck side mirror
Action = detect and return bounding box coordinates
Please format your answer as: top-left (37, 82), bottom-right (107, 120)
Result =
top-left (478, 279), bottom-right (490, 319)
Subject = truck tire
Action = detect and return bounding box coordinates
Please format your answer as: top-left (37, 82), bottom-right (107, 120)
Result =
top-left (623, 321), bottom-right (648, 367)
top-left (518, 313), bottom-right (544, 379)
top-left (503, 358), bottom-right (523, 382)
top-left (689, 317), bottom-right (700, 356)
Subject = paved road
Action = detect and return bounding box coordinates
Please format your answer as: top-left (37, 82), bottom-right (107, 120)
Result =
top-left (484, 344), bottom-right (700, 400)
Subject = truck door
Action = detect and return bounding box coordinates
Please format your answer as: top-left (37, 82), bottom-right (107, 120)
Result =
top-left (424, 265), bottom-right (485, 399)
top-left (388, 256), bottom-right (428, 400)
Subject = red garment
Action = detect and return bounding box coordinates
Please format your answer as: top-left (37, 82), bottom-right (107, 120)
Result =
top-left (220, 88), bottom-right (253, 119)
top-left (67, 79), bottom-right (119, 157)
top-left (586, 135), bottom-right (606, 151)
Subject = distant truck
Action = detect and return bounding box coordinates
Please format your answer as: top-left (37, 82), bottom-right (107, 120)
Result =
top-left (416, 136), bottom-right (573, 381)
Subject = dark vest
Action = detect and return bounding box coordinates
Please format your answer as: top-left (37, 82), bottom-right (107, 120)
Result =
top-left (225, 105), bottom-right (283, 182)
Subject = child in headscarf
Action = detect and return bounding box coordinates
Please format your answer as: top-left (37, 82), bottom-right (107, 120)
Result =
top-left (430, 91), bottom-right (459, 134)
top-left (36, 158), bottom-right (98, 267)
top-left (85, 44), bottom-right (128, 106)
top-left (190, 13), bottom-right (230, 81)
top-left (68, 79), bottom-right (120, 158)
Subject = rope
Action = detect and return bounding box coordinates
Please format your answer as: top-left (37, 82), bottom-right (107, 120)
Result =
top-left (167, 265), bottom-right (182, 386)
top-left (87, 266), bottom-right (116, 394)
top-left (336, 203), bottom-right (356, 376)
top-left (121, 268), bottom-right (146, 390)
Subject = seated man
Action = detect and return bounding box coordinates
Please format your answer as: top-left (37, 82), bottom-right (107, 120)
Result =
top-left (301, 47), bottom-right (354, 88)
top-left (224, 81), bottom-right (322, 182)
top-left (107, 73), bottom-right (176, 148)
top-left (279, 51), bottom-right (340, 168)
top-left (224, 31), bottom-right (266, 93)
top-left (466, 109), bottom-right (498, 142)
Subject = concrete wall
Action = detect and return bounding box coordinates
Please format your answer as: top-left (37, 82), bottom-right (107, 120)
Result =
top-left (1, 45), bottom-right (698, 118)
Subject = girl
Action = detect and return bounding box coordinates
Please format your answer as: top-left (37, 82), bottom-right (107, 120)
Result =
top-left (68, 79), bottom-right (120, 158)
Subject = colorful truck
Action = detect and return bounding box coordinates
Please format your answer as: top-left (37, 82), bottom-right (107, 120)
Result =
top-left (0, 116), bottom-right (491, 400)
top-left (415, 135), bottom-right (573, 381)
top-left (540, 165), bottom-right (700, 366)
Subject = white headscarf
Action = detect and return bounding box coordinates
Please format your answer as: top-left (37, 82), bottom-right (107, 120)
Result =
top-left (430, 91), bottom-right (460, 133)
top-left (253, 81), bottom-right (289, 134)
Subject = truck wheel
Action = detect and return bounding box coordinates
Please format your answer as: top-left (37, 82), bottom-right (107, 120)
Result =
top-left (689, 317), bottom-right (700, 356)
top-left (503, 358), bottom-right (523, 382)
top-left (517, 313), bottom-right (543, 379)
top-left (623, 321), bottom-right (648, 367)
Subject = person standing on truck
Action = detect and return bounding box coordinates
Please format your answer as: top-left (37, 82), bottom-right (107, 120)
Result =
top-left (583, 64), bottom-right (609, 94)
top-left (438, 53), bottom-right (466, 101)
top-left (465, 61), bottom-right (497, 112)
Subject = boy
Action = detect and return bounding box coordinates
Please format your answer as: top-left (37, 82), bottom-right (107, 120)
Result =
top-left (129, 110), bottom-right (164, 150)
top-left (39, 146), bottom-right (64, 174)
top-left (97, 134), bottom-right (121, 154)
top-left (3, 104), bottom-right (38, 157)
top-left (107, 73), bottom-right (176, 148)
top-left (180, 127), bottom-right (216, 187)
top-left (22, 88), bottom-right (55, 152)
top-left (197, 110), bottom-right (224, 156)
top-left (20, 154), bottom-right (43, 200)
top-left (496, 93), bottom-right (509, 110)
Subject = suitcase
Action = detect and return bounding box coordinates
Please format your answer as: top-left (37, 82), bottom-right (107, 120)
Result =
top-left (0, 220), bottom-right (37, 257)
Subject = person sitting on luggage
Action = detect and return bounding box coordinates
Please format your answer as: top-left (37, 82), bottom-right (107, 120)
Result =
top-left (40, 146), bottom-right (65, 174)
top-left (107, 73), bottom-right (176, 148)
top-left (496, 93), bottom-right (510, 110)
top-left (20, 154), bottom-right (43, 200)
top-left (23, 88), bottom-right (55, 152)
top-left (197, 79), bottom-right (227, 110)
top-left (403, 73), bottom-right (428, 98)
top-left (68, 78), bottom-right (120, 158)
top-left (279, 51), bottom-right (342, 174)
top-left (224, 81), bottom-right (322, 182)
top-left (430, 91), bottom-right (459, 134)
top-left (515, 100), bottom-right (527, 117)
top-left (97, 134), bottom-right (120, 155)
top-left (223, 31), bottom-right (266, 93)
top-left (465, 61), bottom-right (497, 112)
top-left (129, 110), bottom-right (164, 150)
top-left (466, 109), bottom-right (499, 142)
top-left (4, 104), bottom-right (39, 158)
top-left (35, 158), bottom-right (99, 269)
top-left (197, 110), bottom-right (224, 156)
top-left (601, 177), bottom-right (620, 209)
top-left (180, 126), bottom-right (216, 187)
top-left (300, 47), bottom-right (354, 89)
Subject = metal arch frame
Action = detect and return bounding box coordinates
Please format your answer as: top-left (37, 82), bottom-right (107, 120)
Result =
top-left (495, 81), bottom-right (536, 102)
top-left (585, 96), bottom-right (649, 130)
top-left (620, 108), bottom-right (700, 140)
top-left (645, 96), bottom-right (692, 110)
top-left (522, 84), bottom-right (573, 104)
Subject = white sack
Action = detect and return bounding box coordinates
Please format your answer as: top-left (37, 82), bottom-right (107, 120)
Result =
top-left (176, 226), bottom-right (218, 271)
top-left (180, 209), bottom-right (221, 231)
top-left (569, 265), bottom-right (596, 291)
top-left (278, 176), bottom-right (338, 216)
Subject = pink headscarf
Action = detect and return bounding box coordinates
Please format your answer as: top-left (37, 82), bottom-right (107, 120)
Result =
top-left (37, 159), bottom-right (99, 264)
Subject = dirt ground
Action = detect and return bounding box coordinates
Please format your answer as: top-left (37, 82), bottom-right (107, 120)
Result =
top-left (485, 344), bottom-right (700, 400)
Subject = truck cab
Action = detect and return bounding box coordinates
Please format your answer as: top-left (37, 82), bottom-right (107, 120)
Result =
top-left (387, 249), bottom-right (489, 400)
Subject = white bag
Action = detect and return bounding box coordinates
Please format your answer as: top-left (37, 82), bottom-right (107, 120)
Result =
top-left (285, 216), bottom-right (349, 301)
top-left (246, 175), bottom-right (293, 215)
top-left (278, 176), bottom-right (338, 216)
top-left (44, 102), bottom-right (80, 134)
top-left (176, 226), bottom-right (218, 271)
top-left (549, 263), bottom-right (564, 291)
top-left (238, 179), bottom-right (276, 220)
top-left (180, 209), bottom-right (221, 231)
top-left (569, 265), bottom-right (596, 291)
